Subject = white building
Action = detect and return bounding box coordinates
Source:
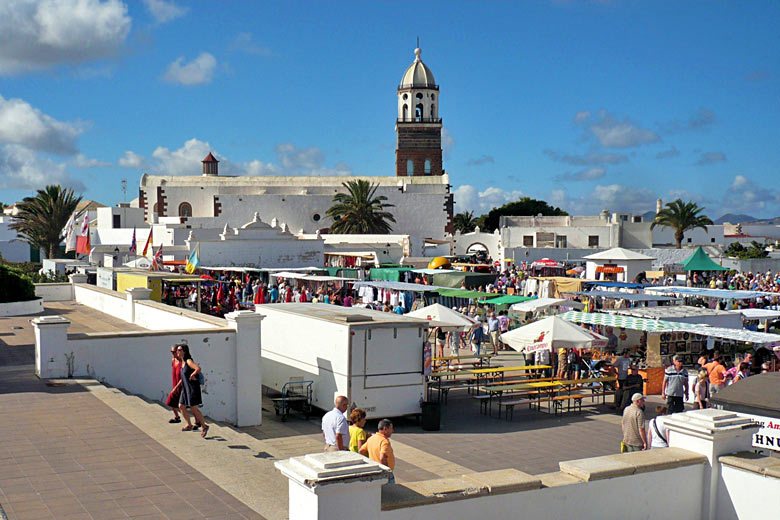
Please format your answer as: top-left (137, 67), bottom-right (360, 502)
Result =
top-left (135, 47), bottom-right (453, 246)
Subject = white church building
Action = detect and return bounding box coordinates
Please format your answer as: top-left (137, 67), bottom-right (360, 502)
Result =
top-left (136, 47), bottom-right (453, 251)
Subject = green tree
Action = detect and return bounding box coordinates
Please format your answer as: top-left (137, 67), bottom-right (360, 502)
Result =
top-left (9, 185), bottom-right (82, 259)
top-left (650, 199), bottom-right (713, 249)
top-left (476, 197), bottom-right (568, 232)
top-left (326, 179), bottom-right (396, 234)
top-left (725, 241), bottom-right (768, 259)
top-left (0, 263), bottom-right (36, 303)
top-left (453, 210), bottom-right (477, 233)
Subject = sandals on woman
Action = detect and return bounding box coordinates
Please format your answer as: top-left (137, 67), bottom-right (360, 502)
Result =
top-left (181, 425), bottom-right (194, 431)
top-left (200, 424), bottom-right (209, 438)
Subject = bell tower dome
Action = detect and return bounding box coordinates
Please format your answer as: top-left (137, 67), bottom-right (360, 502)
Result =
top-left (396, 46), bottom-right (443, 177)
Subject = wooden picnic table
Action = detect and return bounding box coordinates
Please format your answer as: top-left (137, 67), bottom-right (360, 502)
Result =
top-left (432, 353), bottom-right (494, 370)
top-left (427, 365), bottom-right (552, 403)
top-left (482, 376), bottom-right (618, 416)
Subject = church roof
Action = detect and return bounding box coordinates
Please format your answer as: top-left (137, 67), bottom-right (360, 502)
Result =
top-left (202, 152), bottom-right (219, 163)
top-left (400, 48), bottom-right (436, 88)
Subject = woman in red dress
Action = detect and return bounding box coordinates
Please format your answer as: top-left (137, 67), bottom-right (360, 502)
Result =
top-left (165, 345), bottom-right (183, 423)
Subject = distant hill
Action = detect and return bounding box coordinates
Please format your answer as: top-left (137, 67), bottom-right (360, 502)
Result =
top-left (714, 213), bottom-right (758, 224)
top-left (747, 217), bottom-right (780, 225)
top-left (642, 210), bottom-right (656, 221)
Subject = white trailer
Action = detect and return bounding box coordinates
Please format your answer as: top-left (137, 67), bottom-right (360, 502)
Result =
top-left (256, 303), bottom-right (429, 419)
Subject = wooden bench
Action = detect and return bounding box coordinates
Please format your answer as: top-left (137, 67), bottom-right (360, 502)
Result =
top-left (498, 392), bottom-right (542, 420)
top-left (472, 394), bottom-right (493, 415)
top-left (551, 394), bottom-right (588, 415)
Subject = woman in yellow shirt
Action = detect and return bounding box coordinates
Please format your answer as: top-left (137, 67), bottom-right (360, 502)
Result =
top-left (349, 408), bottom-right (370, 453)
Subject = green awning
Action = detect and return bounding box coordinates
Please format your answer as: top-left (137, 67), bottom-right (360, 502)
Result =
top-left (432, 271), bottom-right (498, 288)
top-left (368, 267), bottom-right (414, 281)
top-left (436, 288), bottom-right (501, 300)
top-left (478, 295), bottom-right (535, 305)
top-left (682, 246), bottom-right (728, 271)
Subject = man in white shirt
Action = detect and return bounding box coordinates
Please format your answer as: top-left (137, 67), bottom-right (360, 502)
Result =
top-left (322, 395), bottom-right (350, 451)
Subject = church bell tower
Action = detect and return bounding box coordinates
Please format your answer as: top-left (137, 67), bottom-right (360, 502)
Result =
top-left (395, 47), bottom-right (443, 177)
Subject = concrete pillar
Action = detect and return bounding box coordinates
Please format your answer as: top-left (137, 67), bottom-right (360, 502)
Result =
top-left (68, 273), bottom-right (88, 284)
top-left (32, 315), bottom-right (72, 379)
top-left (225, 310), bottom-right (264, 427)
top-left (664, 409), bottom-right (760, 520)
top-left (275, 452), bottom-right (390, 520)
top-left (125, 287), bottom-right (152, 324)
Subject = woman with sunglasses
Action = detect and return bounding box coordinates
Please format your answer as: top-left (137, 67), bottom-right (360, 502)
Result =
top-left (165, 345), bottom-right (183, 423)
top-left (175, 344), bottom-right (209, 438)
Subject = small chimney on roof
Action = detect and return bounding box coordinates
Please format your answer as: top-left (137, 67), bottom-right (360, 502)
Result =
top-left (656, 198), bottom-right (662, 215)
top-left (202, 152), bottom-right (219, 176)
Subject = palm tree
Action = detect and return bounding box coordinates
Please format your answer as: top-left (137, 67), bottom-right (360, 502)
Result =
top-left (10, 185), bottom-right (82, 259)
top-left (453, 211), bottom-right (477, 233)
top-left (326, 180), bottom-right (396, 234)
top-left (650, 199), bottom-right (713, 249)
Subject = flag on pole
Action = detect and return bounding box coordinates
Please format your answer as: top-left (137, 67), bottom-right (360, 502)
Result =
top-left (150, 244), bottom-right (163, 271)
top-left (76, 214), bottom-right (90, 255)
top-left (141, 228), bottom-right (153, 257)
top-left (184, 243), bottom-right (200, 274)
top-left (129, 228), bottom-right (137, 255)
top-left (64, 213), bottom-right (77, 253)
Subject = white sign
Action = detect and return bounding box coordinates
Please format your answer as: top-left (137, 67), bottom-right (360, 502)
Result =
top-left (738, 413), bottom-right (780, 452)
top-left (525, 342), bottom-right (551, 353)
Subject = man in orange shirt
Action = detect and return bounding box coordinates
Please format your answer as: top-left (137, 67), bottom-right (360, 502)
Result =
top-left (704, 355), bottom-right (727, 396)
top-left (359, 419), bottom-right (396, 483)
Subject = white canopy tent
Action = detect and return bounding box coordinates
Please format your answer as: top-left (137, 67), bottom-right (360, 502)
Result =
top-left (729, 309), bottom-right (780, 320)
top-left (406, 303), bottom-right (477, 331)
top-left (500, 316), bottom-right (608, 353)
top-left (510, 298), bottom-right (584, 313)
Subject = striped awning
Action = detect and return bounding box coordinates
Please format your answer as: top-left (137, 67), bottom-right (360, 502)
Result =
top-left (558, 310), bottom-right (704, 332)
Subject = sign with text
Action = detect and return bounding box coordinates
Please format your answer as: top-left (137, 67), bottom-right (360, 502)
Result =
top-left (738, 413), bottom-right (780, 452)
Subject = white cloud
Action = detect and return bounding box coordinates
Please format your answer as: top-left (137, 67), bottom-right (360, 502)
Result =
top-left (72, 153), bottom-right (109, 168)
top-left (230, 32), bottom-right (272, 56)
top-left (162, 52), bottom-right (217, 85)
top-left (0, 0), bottom-right (131, 75)
top-left (573, 111), bottom-right (590, 124)
top-left (543, 149), bottom-right (628, 166)
top-left (454, 185), bottom-right (523, 214)
top-left (655, 146), bottom-right (680, 159)
top-left (118, 150), bottom-right (146, 168)
top-left (551, 183), bottom-right (657, 215)
top-left (0, 143), bottom-right (85, 191)
top-left (660, 107), bottom-right (717, 134)
top-left (721, 175), bottom-right (779, 213)
top-left (587, 112), bottom-right (660, 149)
top-left (275, 143), bottom-right (324, 170)
top-left (0, 94), bottom-right (82, 154)
top-left (150, 138), bottom-right (217, 175)
top-left (143, 0), bottom-right (187, 24)
top-left (556, 167), bottom-right (606, 182)
top-left (695, 151), bottom-right (727, 166)
top-left (243, 159), bottom-right (281, 176)
top-left (466, 155), bottom-right (495, 166)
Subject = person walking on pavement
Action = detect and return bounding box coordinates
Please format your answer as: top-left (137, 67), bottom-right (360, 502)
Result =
top-left (360, 419), bottom-right (396, 484)
top-left (166, 345), bottom-right (183, 423)
top-left (176, 344), bottom-right (209, 438)
top-left (662, 355), bottom-right (689, 414)
top-left (621, 393), bottom-right (647, 452)
top-left (322, 396), bottom-right (350, 451)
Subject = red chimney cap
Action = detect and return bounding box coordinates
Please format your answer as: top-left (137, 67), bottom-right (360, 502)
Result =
top-left (202, 152), bottom-right (219, 163)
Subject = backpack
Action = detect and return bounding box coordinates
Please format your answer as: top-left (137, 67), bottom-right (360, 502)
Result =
top-left (197, 372), bottom-right (205, 385)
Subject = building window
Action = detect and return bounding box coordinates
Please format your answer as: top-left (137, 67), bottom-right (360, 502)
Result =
top-left (687, 238), bottom-right (692, 243)
top-left (431, 94), bottom-right (435, 100)
top-left (415, 103), bottom-right (423, 121)
top-left (416, 93), bottom-right (423, 100)
top-left (711, 238), bottom-right (716, 243)
top-left (555, 236), bottom-right (568, 248)
top-left (312, 213), bottom-right (321, 222)
top-left (523, 235), bottom-right (533, 247)
top-left (112, 214), bottom-right (121, 228)
top-left (633, 216), bottom-right (642, 222)
top-left (153, 202), bottom-right (159, 214)
top-left (588, 235), bottom-right (600, 247)
top-left (178, 202), bottom-right (193, 217)
top-left (424, 159), bottom-right (431, 174)
top-left (406, 159), bottom-right (414, 175)
top-left (403, 93), bottom-right (408, 100)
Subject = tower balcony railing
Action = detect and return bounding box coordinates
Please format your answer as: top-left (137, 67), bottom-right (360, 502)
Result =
top-left (398, 84), bottom-right (439, 91)
top-left (397, 117), bottom-right (442, 124)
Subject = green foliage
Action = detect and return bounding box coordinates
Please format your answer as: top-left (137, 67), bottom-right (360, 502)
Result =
top-left (326, 180), bottom-right (396, 234)
top-left (9, 185), bottom-right (82, 260)
top-left (725, 241), bottom-right (768, 259)
top-left (650, 199), bottom-right (713, 249)
top-left (0, 263), bottom-right (36, 303)
top-left (453, 211), bottom-right (477, 233)
top-left (475, 197), bottom-right (568, 232)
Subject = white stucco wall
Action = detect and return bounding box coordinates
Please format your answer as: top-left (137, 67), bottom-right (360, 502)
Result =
top-left (35, 283), bottom-right (74, 302)
top-left (134, 300), bottom-right (221, 330)
top-left (585, 259), bottom-right (652, 282)
top-left (195, 236), bottom-right (324, 269)
top-left (717, 464), bottom-right (780, 520)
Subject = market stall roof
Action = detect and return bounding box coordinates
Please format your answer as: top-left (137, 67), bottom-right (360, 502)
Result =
top-left (645, 286), bottom-right (775, 300)
top-left (510, 297), bottom-right (584, 312)
top-left (583, 247), bottom-right (655, 261)
top-left (406, 303), bottom-right (477, 331)
top-left (352, 280), bottom-right (444, 292)
top-left (681, 246), bottom-right (729, 271)
top-left (558, 310), bottom-right (703, 332)
top-left (477, 294), bottom-right (535, 305)
top-left (435, 288), bottom-right (500, 300)
top-left (411, 268), bottom-right (461, 275)
top-left (161, 276), bottom-right (203, 283)
top-left (500, 316), bottom-right (608, 352)
top-left (568, 290), bottom-right (679, 302)
top-left (709, 373), bottom-right (780, 417)
top-left (272, 271), bottom-right (354, 282)
top-left (368, 267), bottom-right (414, 281)
top-left (583, 281), bottom-right (650, 289)
top-left (682, 326), bottom-right (780, 346)
top-left (611, 306), bottom-right (736, 319)
top-left (729, 309), bottom-right (780, 320)
top-left (201, 266), bottom-right (266, 272)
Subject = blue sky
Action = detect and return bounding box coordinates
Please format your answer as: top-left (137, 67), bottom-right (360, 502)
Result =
top-left (0, 0), bottom-right (778, 219)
